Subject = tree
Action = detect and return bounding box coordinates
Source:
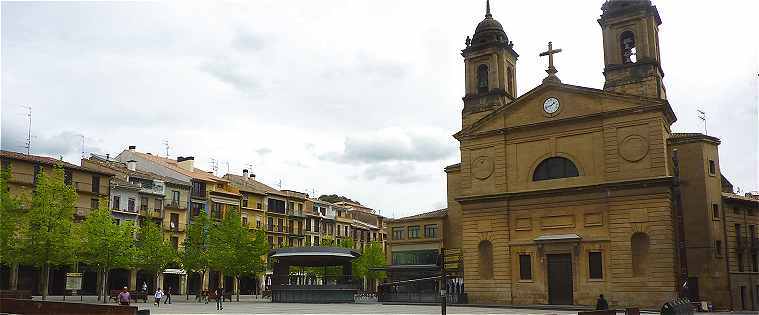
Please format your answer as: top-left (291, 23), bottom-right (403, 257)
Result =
top-left (208, 208), bottom-right (268, 301)
top-left (0, 166), bottom-right (25, 290)
top-left (79, 200), bottom-right (136, 302)
top-left (181, 212), bottom-right (210, 299)
top-left (353, 241), bottom-right (387, 292)
top-left (16, 166), bottom-right (78, 300)
top-left (317, 194), bottom-right (361, 205)
top-left (135, 220), bottom-right (175, 292)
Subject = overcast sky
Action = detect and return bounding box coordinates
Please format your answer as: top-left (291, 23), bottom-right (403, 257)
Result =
top-left (2, 1), bottom-right (757, 218)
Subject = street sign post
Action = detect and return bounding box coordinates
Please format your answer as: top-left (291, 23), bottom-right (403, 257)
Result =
top-left (65, 272), bottom-right (83, 301)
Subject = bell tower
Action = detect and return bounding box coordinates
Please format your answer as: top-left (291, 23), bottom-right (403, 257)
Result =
top-left (461, 0), bottom-right (518, 129)
top-left (598, 0), bottom-right (666, 99)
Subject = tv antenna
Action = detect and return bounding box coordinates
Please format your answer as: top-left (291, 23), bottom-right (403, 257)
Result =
top-left (697, 109), bottom-right (707, 134)
top-left (209, 158), bottom-right (218, 175)
top-left (80, 135), bottom-right (86, 159)
top-left (22, 106), bottom-right (32, 154)
top-left (162, 140), bottom-right (170, 157)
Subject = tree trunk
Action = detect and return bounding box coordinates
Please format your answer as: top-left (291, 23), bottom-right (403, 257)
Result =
top-left (236, 276), bottom-right (239, 302)
top-left (96, 269), bottom-right (102, 301)
top-left (9, 263), bottom-right (18, 290)
top-left (41, 263), bottom-right (49, 300)
top-left (102, 268), bottom-right (110, 304)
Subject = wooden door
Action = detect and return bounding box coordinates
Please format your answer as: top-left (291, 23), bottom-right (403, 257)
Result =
top-left (547, 254), bottom-right (573, 305)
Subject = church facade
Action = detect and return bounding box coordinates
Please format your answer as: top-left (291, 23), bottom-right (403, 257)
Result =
top-left (444, 0), bottom-right (758, 310)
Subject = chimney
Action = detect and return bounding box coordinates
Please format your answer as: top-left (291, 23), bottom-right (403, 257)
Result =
top-left (105, 153), bottom-right (110, 161)
top-left (128, 145), bottom-right (136, 151)
top-left (242, 169), bottom-right (249, 181)
top-left (127, 160), bottom-right (137, 171)
top-left (250, 173), bottom-right (256, 180)
top-left (178, 156), bottom-right (194, 171)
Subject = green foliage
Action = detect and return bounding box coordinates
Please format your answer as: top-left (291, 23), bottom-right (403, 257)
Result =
top-left (0, 166), bottom-right (24, 267)
top-left (182, 212), bottom-right (210, 277)
top-left (319, 235), bottom-right (335, 247)
top-left (17, 166), bottom-right (78, 268)
top-left (353, 241), bottom-right (386, 281)
top-left (135, 220), bottom-right (175, 277)
top-left (79, 199), bottom-right (136, 271)
top-left (208, 208), bottom-right (268, 278)
top-left (317, 194), bottom-right (361, 205)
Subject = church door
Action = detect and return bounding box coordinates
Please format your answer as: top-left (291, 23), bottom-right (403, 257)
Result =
top-left (547, 254), bottom-right (573, 305)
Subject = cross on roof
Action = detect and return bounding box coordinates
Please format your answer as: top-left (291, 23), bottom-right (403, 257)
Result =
top-left (539, 41), bottom-right (562, 83)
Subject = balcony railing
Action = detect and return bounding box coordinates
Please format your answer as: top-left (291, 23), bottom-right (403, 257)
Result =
top-left (287, 210), bottom-right (305, 217)
top-left (165, 200), bottom-right (186, 209)
top-left (268, 224), bottom-right (274, 232)
top-left (751, 237), bottom-right (759, 251)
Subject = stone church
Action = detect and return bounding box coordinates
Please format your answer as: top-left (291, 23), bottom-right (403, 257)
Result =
top-left (443, 0), bottom-right (759, 309)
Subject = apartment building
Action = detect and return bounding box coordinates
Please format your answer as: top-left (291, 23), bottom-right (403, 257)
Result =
top-left (0, 150), bottom-right (114, 295)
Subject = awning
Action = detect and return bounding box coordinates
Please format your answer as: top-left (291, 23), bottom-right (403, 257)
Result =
top-left (163, 269), bottom-right (186, 275)
top-left (210, 197), bottom-right (239, 206)
top-left (534, 234), bottom-right (582, 243)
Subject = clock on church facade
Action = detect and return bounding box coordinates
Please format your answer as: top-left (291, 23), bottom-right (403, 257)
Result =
top-left (439, 0), bottom-right (751, 310)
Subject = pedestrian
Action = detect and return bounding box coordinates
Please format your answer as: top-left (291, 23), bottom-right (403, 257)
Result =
top-left (215, 287), bottom-right (223, 310)
top-left (596, 294), bottom-right (609, 310)
top-left (164, 286), bottom-right (172, 304)
top-left (118, 287), bottom-right (131, 306)
top-left (154, 288), bottom-right (163, 307)
top-left (142, 281), bottom-right (147, 293)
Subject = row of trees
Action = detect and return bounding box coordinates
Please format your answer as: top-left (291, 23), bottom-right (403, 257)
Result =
top-left (0, 165), bottom-right (388, 300)
top-left (0, 166), bottom-right (269, 301)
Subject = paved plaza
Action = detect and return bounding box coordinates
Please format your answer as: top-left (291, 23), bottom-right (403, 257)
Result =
top-left (32, 295), bottom-right (753, 314)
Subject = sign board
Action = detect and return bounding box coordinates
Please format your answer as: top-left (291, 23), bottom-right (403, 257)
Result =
top-left (65, 273), bottom-right (83, 290)
top-left (442, 248), bottom-right (463, 271)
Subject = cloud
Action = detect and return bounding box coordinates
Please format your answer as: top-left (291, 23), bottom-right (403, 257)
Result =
top-left (199, 57), bottom-right (259, 92)
top-left (320, 127), bottom-right (456, 164)
top-left (1, 122), bottom-right (104, 157)
top-left (256, 147), bottom-right (272, 156)
top-left (233, 29), bottom-right (266, 52)
top-left (361, 162), bottom-right (426, 184)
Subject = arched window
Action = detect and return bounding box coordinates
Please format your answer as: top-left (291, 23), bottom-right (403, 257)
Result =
top-left (478, 240), bottom-right (493, 279)
top-left (477, 64), bottom-right (489, 94)
top-left (507, 67), bottom-right (514, 96)
top-left (532, 157), bottom-right (579, 181)
top-left (631, 232), bottom-right (649, 276)
top-left (620, 31), bottom-right (636, 64)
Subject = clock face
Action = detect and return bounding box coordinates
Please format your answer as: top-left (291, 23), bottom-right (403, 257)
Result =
top-left (543, 97), bottom-right (560, 114)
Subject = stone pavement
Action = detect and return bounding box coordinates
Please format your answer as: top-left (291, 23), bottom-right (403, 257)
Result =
top-left (30, 295), bottom-right (748, 314)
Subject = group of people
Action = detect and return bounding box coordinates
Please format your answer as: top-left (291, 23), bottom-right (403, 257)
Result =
top-left (116, 283), bottom-right (173, 307)
top-left (117, 284), bottom-right (225, 311)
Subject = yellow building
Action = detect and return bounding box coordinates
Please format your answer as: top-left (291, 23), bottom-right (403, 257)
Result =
top-left (438, 0), bottom-right (755, 309)
top-left (0, 150), bottom-right (114, 295)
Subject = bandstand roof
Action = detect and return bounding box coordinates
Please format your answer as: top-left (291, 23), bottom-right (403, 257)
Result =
top-left (268, 247), bottom-right (361, 267)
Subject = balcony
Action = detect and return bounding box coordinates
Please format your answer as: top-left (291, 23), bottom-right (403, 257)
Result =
top-left (268, 224), bottom-right (274, 232)
top-left (751, 237), bottom-right (759, 251)
top-left (287, 210), bottom-right (305, 218)
top-left (137, 181), bottom-right (165, 196)
top-left (164, 223), bottom-right (184, 233)
top-left (165, 200), bottom-right (186, 210)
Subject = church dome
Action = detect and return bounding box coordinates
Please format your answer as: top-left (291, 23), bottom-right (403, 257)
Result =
top-left (470, 2), bottom-right (509, 46)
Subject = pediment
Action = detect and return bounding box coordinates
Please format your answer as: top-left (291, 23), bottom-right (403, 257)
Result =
top-left (455, 82), bottom-right (674, 139)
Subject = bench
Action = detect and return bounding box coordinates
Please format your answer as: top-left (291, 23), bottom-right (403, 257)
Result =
top-left (0, 290), bottom-right (33, 299)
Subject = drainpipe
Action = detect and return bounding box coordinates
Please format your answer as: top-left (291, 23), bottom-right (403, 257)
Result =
top-left (671, 149), bottom-right (689, 297)
top-left (722, 200), bottom-right (733, 310)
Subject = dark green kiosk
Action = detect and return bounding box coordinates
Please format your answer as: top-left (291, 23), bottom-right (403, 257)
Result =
top-left (268, 247), bottom-right (361, 303)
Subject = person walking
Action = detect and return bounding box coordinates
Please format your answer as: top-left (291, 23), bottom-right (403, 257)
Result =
top-left (142, 282), bottom-right (147, 293)
top-left (164, 286), bottom-right (172, 304)
top-left (215, 287), bottom-right (223, 310)
top-left (154, 288), bottom-right (163, 307)
top-left (118, 287), bottom-right (131, 306)
top-left (596, 294), bottom-right (609, 310)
